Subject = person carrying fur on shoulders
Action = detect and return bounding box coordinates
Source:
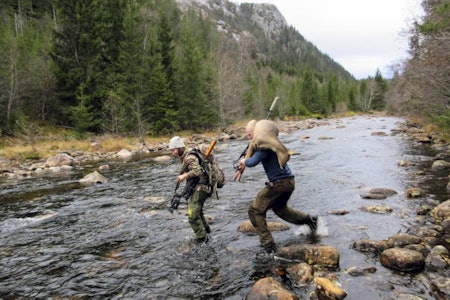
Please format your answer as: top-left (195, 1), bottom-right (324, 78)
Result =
top-left (235, 120), bottom-right (318, 253)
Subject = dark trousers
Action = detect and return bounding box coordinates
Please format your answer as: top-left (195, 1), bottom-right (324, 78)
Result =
top-left (248, 177), bottom-right (309, 246)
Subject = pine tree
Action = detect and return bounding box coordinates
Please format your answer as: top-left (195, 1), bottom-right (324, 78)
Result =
top-left (51, 0), bottom-right (126, 132)
top-left (176, 9), bottom-right (218, 130)
top-left (50, 0), bottom-right (97, 127)
top-left (113, 0), bottom-right (154, 141)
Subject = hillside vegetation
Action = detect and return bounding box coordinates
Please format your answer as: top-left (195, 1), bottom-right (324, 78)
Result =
top-left (0, 0), bottom-right (448, 147)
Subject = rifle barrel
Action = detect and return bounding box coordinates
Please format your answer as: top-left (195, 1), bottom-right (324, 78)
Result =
top-left (205, 140), bottom-right (217, 157)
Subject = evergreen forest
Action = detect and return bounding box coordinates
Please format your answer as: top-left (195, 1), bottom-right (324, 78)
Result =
top-left (0, 0), bottom-right (448, 141)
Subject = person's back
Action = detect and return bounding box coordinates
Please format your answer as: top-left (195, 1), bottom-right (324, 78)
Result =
top-left (245, 149), bottom-right (292, 183)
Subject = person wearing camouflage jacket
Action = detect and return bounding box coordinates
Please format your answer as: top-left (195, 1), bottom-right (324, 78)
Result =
top-left (169, 136), bottom-right (211, 244)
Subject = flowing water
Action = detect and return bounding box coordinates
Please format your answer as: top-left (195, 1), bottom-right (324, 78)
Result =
top-left (0, 116), bottom-right (447, 299)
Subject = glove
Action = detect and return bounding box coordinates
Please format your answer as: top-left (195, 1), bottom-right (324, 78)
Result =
top-left (170, 194), bottom-right (181, 210)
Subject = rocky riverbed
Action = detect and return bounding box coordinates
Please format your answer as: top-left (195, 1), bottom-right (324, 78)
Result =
top-left (1, 115), bottom-right (449, 299)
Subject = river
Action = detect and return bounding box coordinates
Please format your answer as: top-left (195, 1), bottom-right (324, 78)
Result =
top-left (0, 115), bottom-right (447, 299)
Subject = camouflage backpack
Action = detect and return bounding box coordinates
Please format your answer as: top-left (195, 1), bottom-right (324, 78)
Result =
top-left (188, 148), bottom-right (225, 198)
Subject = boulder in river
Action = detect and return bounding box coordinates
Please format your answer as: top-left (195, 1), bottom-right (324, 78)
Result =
top-left (431, 160), bottom-right (450, 170)
top-left (116, 148), bottom-right (132, 160)
top-left (380, 248), bottom-right (425, 272)
top-left (352, 239), bottom-right (389, 253)
top-left (386, 233), bottom-right (422, 247)
top-left (237, 220), bottom-right (289, 233)
top-left (46, 153), bottom-right (74, 167)
top-left (345, 265), bottom-right (377, 276)
top-left (277, 244), bottom-right (340, 268)
top-left (360, 205), bottom-right (393, 214)
top-left (405, 187), bottom-right (426, 198)
top-left (369, 188), bottom-right (397, 196)
top-left (79, 171), bottom-right (107, 185)
top-left (314, 277), bottom-right (347, 300)
top-left (430, 199), bottom-right (450, 221)
top-left (360, 193), bottom-right (387, 200)
top-left (285, 262), bottom-right (313, 284)
top-left (246, 277), bottom-right (298, 300)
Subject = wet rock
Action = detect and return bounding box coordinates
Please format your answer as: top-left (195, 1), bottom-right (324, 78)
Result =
top-left (442, 218), bottom-right (450, 233)
top-left (417, 227), bottom-right (440, 238)
top-left (430, 199), bottom-right (450, 221)
top-left (286, 262), bottom-right (313, 284)
top-left (425, 251), bottom-right (448, 271)
top-left (404, 244), bottom-right (428, 256)
top-left (430, 276), bottom-right (450, 298)
top-left (431, 160), bottom-right (450, 170)
top-left (5, 169), bottom-right (32, 179)
top-left (237, 220), bottom-right (289, 233)
top-left (352, 239), bottom-right (389, 253)
top-left (46, 153), bottom-right (74, 167)
top-left (29, 162), bottom-right (47, 170)
top-left (435, 152), bottom-right (450, 160)
top-left (278, 244), bottom-right (339, 268)
top-left (405, 188), bottom-right (426, 198)
top-left (380, 248), bottom-right (425, 272)
top-left (98, 164), bottom-right (109, 171)
top-left (398, 160), bottom-right (415, 167)
top-left (327, 210), bottom-right (349, 215)
top-left (79, 171), bottom-right (107, 185)
top-left (423, 237), bottom-right (441, 248)
top-left (386, 233), bottom-right (422, 247)
top-left (414, 134), bottom-right (432, 143)
top-left (416, 205), bottom-right (433, 215)
top-left (116, 148), bottom-right (132, 159)
top-left (360, 205), bottom-right (393, 214)
top-left (360, 193), bottom-right (387, 200)
top-left (425, 245), bottom-right (450, 271)
top-left (246, 277), bottom-right (298, 300)
top-left (371, 131), bottom-right (387, 136)
top-left (345, 265), bottom-right (377, 276)
top-left (369, 188), bottom-right (397, 196)
top-left (314, 277), bottom-right (347, 300)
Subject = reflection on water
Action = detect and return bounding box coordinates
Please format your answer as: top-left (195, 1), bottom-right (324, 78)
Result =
top-left (0, 116), bottom-right (445, 299)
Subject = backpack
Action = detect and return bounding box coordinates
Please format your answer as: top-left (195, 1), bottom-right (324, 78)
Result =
top-left (188, 148), bottom-right (225, 198)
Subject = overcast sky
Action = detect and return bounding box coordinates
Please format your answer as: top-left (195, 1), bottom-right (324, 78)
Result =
top-left (233, 0), bottom-right (423, 79)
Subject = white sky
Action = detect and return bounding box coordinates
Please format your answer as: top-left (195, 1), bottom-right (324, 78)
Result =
top-left (233, 0), bottom-right (424, 79)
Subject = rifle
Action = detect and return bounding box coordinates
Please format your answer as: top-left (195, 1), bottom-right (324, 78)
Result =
top-left (169, 139), bottom-right (217, 212)
top-left (169, 178), bottom-right (198, 212)
top-left (233, 96), bottom-right (279, 181)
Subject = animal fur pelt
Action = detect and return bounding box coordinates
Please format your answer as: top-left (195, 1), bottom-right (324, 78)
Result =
top-left (245, 120), bottom-right (290, 168)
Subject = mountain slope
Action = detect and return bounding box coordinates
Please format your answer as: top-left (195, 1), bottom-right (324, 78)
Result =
top-left (175, 0), bottom-right (353, 79)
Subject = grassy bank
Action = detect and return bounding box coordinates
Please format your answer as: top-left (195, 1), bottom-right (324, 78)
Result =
top-left (0, 127), bottom-right (227, 164)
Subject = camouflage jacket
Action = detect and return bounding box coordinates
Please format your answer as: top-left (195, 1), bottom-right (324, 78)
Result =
top-left (180, 150), bottom-right (208, 187)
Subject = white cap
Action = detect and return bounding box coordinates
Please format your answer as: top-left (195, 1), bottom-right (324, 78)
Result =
top-left (168, 136), bottom-right (185, 149)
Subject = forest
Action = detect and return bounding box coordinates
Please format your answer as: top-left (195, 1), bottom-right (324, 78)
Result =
top-left (0, 0), bottom-right (448, 142)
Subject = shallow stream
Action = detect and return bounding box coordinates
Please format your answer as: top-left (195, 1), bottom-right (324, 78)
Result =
top-left (0, 116), bottom-right (447, 299)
